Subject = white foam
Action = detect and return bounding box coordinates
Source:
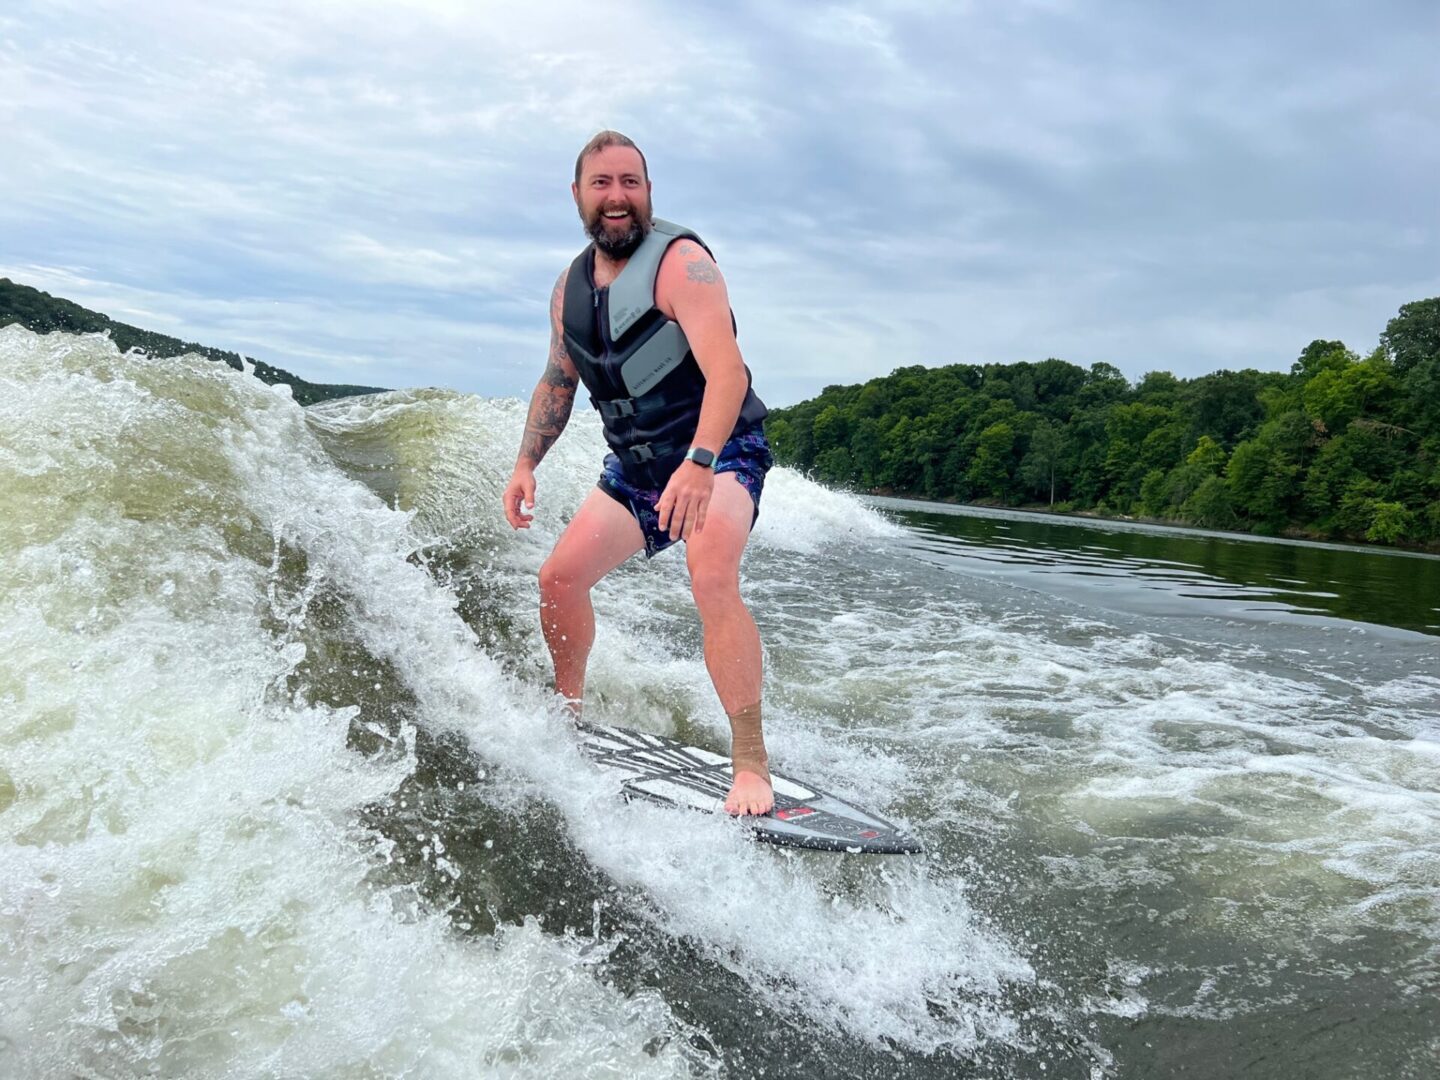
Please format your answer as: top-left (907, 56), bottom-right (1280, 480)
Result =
top-left (0, 340), bottom-right (1030, 1060)
top-left (262, 384), bottom-right (1035, 1055)
top-left (0, 330), bottom-right (706, 1078)
top-left (14, 330), bottom-right (1438, 1068)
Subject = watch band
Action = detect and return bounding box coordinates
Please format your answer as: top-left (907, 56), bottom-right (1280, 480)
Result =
top-left (685, 446), bottom-right (717, 469)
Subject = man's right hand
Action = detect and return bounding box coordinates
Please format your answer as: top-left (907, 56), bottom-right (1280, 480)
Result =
top-left (503, 467), bottom-right (536, 529)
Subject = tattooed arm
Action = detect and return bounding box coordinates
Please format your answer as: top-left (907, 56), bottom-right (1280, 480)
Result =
top-left (651, 240), bottom-right (751, 540)
top-left (504, 269), bottom-right (580, 529)
top-left (656, 241), bottom-right (749, 465)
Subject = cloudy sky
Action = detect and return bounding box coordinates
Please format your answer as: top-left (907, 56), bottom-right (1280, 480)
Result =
top-left (3, 0), bottom-right (1436, 405)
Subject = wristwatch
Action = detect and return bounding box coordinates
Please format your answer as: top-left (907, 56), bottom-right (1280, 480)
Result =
top-left (684, 445), bottom-right (717, 468)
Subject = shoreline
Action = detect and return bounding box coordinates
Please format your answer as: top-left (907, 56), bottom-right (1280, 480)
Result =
top-left (859, 490), bottom-right (1440, 558)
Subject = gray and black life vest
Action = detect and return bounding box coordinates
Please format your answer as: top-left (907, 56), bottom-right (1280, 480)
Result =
top-left (561, 218), bottom-right (767, 488)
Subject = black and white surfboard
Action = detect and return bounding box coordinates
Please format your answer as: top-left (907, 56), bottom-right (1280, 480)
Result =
top-left (575, 721), bottom-right (922, 855)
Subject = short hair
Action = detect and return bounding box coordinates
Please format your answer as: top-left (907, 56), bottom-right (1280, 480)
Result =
top-left (574, 130), bottom-right (649, 185)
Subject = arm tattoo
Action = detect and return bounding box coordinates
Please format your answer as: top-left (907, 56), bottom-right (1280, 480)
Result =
top-left (685, 258), bottom-right (719, 284)
top-left (541, 355), bottom-right (577, 391)
top-left (518, 272), bottom-right (578, 468)
top-left (519, 389), bottom-right (573, 466)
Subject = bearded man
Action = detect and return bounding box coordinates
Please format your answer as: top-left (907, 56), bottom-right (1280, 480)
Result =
top-left (502, 130), bottom-right (775, 815)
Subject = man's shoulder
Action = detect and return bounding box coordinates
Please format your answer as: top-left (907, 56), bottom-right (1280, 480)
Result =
top-left (554, 247), bottom-right (593, 294)
top-left (657, 235), bottom-right (723, 288)
top-left (653, 230), bottom-right (730, 326)
top-left (650, 218), bottom-right (699, 240)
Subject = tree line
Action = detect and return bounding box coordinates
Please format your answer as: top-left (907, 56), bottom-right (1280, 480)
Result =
top-left (766, 298), bottom-right (1440, 548)
top-left (1, 278), bottom-right (386, 406)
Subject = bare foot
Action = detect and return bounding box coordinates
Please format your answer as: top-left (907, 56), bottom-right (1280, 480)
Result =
top-left (724, 769), bottom-right (773, 816)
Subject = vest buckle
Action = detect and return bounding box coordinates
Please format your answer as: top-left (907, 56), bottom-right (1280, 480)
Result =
top-left (603, 397), bottom-right (638, 419)
top-left (628, 443), bottom-right (656, 463)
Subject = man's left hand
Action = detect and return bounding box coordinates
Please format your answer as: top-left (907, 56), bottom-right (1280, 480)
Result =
top-left (656, 462), bottom-right (715, 541)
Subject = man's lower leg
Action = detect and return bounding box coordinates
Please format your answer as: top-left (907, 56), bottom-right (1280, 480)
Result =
top-left (727, 700), bottom-right (768, 782)
top-left (541, 584), bottom-right (594, 716)
top-left (698, 595), bottom-right (772, 813)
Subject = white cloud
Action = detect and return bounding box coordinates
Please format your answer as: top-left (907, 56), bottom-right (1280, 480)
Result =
top-left (3, 0), bottom-right (1435, 404)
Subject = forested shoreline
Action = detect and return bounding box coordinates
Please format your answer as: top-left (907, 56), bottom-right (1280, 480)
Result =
top-left (0, 278), bottom-right (387, 406)
top-left (768, 299), bottom-right (1440, 549)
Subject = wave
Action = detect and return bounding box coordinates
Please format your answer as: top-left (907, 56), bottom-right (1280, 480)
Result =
top-left (1, 328), bottom-right (1032, 1077)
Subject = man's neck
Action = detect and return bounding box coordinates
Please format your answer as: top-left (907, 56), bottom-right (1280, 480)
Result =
top-left (592, 247), bottom-right (628, 288)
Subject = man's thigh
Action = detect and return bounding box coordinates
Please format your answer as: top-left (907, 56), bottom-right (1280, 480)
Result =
top-left (684, 472), bottom-right (756, 580)
top-left (545, 486), bottom-right (646, 588)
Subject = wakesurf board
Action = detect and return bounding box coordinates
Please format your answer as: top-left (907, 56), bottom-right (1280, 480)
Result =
top-left (575, 720), bottom-right (922, 855)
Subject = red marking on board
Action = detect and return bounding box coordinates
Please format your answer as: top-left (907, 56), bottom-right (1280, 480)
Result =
top-left (859, 830), bottom-right (880, 839)
top-left (775, 807), bottom-right (815, 820)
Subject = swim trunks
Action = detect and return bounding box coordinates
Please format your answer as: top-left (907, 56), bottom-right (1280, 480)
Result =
top-left (597, 423), bottom-right (773, 558)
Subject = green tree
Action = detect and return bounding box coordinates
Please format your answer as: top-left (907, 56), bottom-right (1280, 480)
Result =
top-left (1187, 434), bottom-right (1228, 472)
top-left (815, 446), bottom-right (857, 486)
top-left (0, 278), bottom-right (384, 405)
top-left (967, 421), bottom-right (1017, 501)
top-left (1103, 403), bottom-right (1176, 511)
top-left (1292, 339), bottom-right (1350, 379)
top-left (762, 308), bottom-right (1439, 550)
top-left (1302, 425), bottom-right (1412, 533)
top-left (1380, 298), bottom-right (1440, 375)
top-left (1135, 370), bottom-right (1182, 406)
top-left (812, 404), bottom-right (848, 453)
top-left (1152, 434), bottom-right (1231, 520)
top-left (1182, 475), bottom-right (1236, 528)
top-left (765, 416), bottom-right (799, 464)
top-left (1302, 348), bottom-right (1395, 434)
top-left (1226, 412), bottom-right (1313, 532)
top-left (1139, 469), bottom-right (1169, 516)
top-left (1020, 420), bottom-right (1067, 506)
top-left (1182, 369), bottom-right (1278, 448)
top-left (1367, 501), bottom-right (1415, 544)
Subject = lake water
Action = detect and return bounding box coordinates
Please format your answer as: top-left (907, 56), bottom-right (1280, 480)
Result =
top-left (3, 328), bottom-right (1437, 1078)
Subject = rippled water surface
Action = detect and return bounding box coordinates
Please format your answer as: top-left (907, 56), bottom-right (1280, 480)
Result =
top-left (872, 496), bottom-right (1440, 636)
top-left (3, 330), bottom-right (1437, 1078)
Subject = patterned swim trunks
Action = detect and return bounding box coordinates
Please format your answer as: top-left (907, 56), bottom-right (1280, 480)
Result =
top-left (597, 423), bottom-right (773, 558)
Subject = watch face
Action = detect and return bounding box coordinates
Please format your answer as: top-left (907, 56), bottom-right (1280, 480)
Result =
top-left (687, 446), bottom-right (716, 468)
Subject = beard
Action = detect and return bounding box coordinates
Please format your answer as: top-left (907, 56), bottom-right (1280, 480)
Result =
top-left (582, 200), bottom-right (652, 260)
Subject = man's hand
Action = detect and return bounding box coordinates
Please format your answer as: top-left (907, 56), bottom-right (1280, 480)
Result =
top-left (503, 467), bottom-right (537, 529)
top-left (657, 461), bottom-right (715, 541)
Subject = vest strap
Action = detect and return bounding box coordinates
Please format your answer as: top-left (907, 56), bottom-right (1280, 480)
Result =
top-left (614, 436), bottom-right (688, 469)
top-left (593, 397), bottom-right (637, 420)
top-left (590, 375), bottom-right (696, 422)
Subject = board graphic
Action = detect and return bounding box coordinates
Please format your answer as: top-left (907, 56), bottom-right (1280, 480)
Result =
top-left (576, 721), bottom-right (922, 855)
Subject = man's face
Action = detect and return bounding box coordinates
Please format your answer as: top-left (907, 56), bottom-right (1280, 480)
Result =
top-left (572, 145), bottom-right (652, 260)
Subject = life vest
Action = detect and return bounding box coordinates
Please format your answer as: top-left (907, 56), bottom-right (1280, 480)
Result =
top-left (561, 218), bottom-right (767, 488)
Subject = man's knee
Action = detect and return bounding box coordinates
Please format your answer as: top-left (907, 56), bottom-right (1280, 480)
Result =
top-left (690, 564), bottom-right (741, 616)
top-left (539, 555), bottom-right (584, 603)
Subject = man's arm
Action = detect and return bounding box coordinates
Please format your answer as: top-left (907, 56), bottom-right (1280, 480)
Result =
top-left (652, 241), bottom-right (751, 539)
top-left (658, 241), bottom-right (749, 455)
top-left (504, 269), bottom-right (580, 529)
top-left (517, 270), bottom-right (581, 469)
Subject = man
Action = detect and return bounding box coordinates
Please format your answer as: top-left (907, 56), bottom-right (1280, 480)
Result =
top-left (502, 131), bottom-right (775, 816)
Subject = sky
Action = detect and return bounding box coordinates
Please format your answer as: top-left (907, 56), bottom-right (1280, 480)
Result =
top-left (3, 0), bottom-right (1437, 406)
